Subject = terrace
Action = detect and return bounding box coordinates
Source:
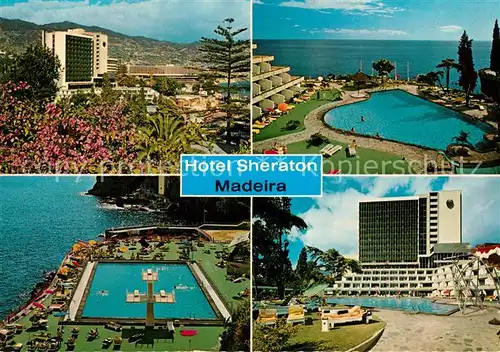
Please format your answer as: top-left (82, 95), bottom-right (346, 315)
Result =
top-left (1, 227), bottom-right (249, 351)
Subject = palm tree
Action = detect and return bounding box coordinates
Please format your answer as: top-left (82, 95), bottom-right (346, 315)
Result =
top-left (436, 58), bottom-right (460, 92)
top-left (452, 130), bottom-right (473, 154)
top-left (136, 106), bottom-right (206, 167)
top-left (372, 59), bottom-right (395, 88)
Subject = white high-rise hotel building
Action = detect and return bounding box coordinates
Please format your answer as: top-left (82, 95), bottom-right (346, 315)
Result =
top-left (334, 190), bottom-right (481, 295)
top-left (42, 29), bottom-right (117, 91)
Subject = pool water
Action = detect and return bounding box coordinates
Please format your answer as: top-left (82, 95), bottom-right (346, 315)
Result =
top-left (324, 90), bottom-right (492, 150)
top-left (327, 297), bottom-right (457, 315)
top-left (82, 263), bottom-right (217, 319)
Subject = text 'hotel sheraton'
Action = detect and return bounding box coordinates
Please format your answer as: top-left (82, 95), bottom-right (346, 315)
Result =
top-left (334, 190), bottom-right (499, 297)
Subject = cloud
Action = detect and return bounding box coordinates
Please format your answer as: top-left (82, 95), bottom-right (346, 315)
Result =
top-left (289, 177), bottom-right (499, 257)
top-left (310, 28), bottom-right (408, 36)
top-left (0, 0), bottom-right (250, 42)
top-left (279, 0), bottom-right (405, 15)
top-left (439, 25), bottom-right (462, 33)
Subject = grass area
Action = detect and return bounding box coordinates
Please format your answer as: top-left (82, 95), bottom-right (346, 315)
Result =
top-left (253, 90), bottom-right (341, 142)
top-left (10, 314), bottom-right (223, 351)
top-left (287, 140), bottom-right (413, 174)
top-left (3, 240), bottom-right (248, 351)
top-left (287, 314), bottom-right (386, 351)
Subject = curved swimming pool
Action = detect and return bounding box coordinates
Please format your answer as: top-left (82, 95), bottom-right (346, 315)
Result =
top-left (324, 90), bottom-right (492, 150)
top-left (327, 297), bottom-right (457, 315)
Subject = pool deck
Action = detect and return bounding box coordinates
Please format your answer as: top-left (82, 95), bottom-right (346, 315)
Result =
top-left (191, 262), bottom-right (231, 320)
top-left (371, 306), bottom-right (500, 351)
top-left (1, 229), bottom-right (249, 351)
top-left (68, 261), bottom-right (95, 321)
top-left (254, 84), bottom-right (499, 174)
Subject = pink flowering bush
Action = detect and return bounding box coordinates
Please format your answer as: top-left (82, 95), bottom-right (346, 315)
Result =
top-left (0, 82), bottom-right (138, 173)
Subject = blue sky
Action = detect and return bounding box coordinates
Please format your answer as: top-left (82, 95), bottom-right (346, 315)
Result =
top-left (286, 176), bottom-right (500, 265)
top-left (1, 0), bottom-right (250, 42)
top-left (253, 0), bottom-right (499, 40)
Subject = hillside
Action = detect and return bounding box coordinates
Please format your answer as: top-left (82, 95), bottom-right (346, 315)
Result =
top-left (0, 18), bottom-right (203, 65)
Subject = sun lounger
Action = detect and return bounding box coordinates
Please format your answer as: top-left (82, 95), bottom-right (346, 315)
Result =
top-left (256, 309), bottom-right (277, 325)
top-left (320, 144), bottom-right (342, 157)
top-left (286, 305), bottom-right (305, 325)
top-left (321, 306), bottom-right (371, 331)
top-left (167, 321), bottom-right (175, 332)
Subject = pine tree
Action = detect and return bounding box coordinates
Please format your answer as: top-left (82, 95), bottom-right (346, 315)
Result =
top-left (199, 18), bottom-right (250, 143)
top-left (490, 19), bottom-right (500, 72)
top-left (457, 31), bottom-right (478, 106)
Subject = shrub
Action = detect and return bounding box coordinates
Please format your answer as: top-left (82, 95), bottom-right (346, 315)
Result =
top-left (282, 120), bottom-right (300, 131)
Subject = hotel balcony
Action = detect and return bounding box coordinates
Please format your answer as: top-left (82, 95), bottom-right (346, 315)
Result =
top-left (253, 76), bottom-right (304, 104)
top-left (253, 54), bottom-right (274, 64)
top-left (252, 66), bottom-right (291, 82)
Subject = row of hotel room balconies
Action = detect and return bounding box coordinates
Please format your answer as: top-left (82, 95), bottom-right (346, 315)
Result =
top-left (333, 263), bottom-right (499, 292)
top-left (252, 47), bottom-right (304, 119)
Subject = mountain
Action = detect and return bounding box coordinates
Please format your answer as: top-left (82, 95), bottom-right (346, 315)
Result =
top-left (0, 18), bottom-right (203, 65)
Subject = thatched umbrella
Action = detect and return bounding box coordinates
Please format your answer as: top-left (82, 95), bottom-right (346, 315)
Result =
top-left (352, 70), bottom-right (369, 95)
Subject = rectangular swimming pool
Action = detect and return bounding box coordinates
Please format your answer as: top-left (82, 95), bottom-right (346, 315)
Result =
top-left (324, 90), bottom-right (492, 150)
top-left (327, 297), bottom-right (458, 315)
top-left (81, 262), bottom-right (217, 319)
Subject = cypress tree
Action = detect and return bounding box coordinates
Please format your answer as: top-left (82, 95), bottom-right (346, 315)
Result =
top-left (490, 19), bottom-right (500, 72)
top-left (457, 31), bottom-right (478, 106)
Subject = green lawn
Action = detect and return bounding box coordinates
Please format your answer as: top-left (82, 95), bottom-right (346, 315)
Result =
top-left (287, 140), bottom-right (413, 174)
top-left (253, 90), bottom-right (341, 142)
top-left (9, 314), bottom-right (223, 351)
top-left (287, 314), bottom-right (385, 351)
top-left (3, 241), bottom-right (248, 351)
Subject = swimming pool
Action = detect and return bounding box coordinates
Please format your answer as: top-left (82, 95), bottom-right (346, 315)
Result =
top-left (324, 90), bottom-right (492, 150)
top-left (81, 262), bottom-right (217, 319)
top-left (326, 297), bottom-right (457, 315)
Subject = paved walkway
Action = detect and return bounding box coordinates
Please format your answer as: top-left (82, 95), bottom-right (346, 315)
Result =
top-left (68, 261), bottom-right (95, 321)
top-left (191, 262), bottom-right (231, 320)
top-left (254, 85), bottom-right (499, 174)
top-left (372, 307), bottom-right (500, 351)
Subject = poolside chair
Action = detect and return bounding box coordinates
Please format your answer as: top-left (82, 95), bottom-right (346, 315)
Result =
top-left (320, 144), bottom-right (334, 155)
top-left (256, 309), bottom-right (277, 325)
top-left (286, 305), bottom-right (305, 325)
top-left (328, 145), bottom-right (342, 156)
top-left (113, 336), bottom-right (122, 348)
top-left (347, 145), bottom-right (357, 157)
top-left (321, 306), bottom-right (371, 331)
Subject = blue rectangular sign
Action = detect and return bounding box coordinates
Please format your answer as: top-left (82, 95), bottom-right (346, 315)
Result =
top-left (180, 154), bottom-right (323, 197)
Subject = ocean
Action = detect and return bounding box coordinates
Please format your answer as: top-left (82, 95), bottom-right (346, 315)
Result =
top-left (253, 40), bottom-right (491, 89)
top-left (0, 177), bottom-right (161, 319)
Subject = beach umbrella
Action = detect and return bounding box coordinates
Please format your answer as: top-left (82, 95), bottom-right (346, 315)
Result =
top-left (352, 70), bottom-right (369, 95)
top-left (88, 240), bottom-right (97, 246)
top-left (119, 246), bottom-right (128, 253)
top-left (72, 243), bottom-right (82, 252)
top-left (278, 102), bottom-right (288, 112)
top-left (32, 302), bottom-right (45, 309)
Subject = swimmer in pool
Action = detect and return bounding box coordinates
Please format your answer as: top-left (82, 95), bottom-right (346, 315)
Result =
top-left (361, 115), bottom-right (365, 122)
